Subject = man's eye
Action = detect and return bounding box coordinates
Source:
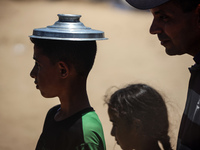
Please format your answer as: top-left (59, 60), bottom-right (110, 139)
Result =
top-left (160, 15), bottom-right (169, 21)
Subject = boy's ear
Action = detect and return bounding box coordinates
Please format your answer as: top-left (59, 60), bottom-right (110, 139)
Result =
top-left (58, 61), bottom-right (69, 78)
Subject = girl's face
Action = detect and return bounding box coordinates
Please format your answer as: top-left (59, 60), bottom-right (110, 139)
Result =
top-left (108, 107), bottom-right (140, 150)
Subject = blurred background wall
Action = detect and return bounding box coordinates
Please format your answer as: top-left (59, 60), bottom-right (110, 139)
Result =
top-left (0, 0), bottom-right (193, 149)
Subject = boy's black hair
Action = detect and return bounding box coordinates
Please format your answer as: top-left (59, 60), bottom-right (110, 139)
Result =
top-left (31, 38), bottom-right (97, 77)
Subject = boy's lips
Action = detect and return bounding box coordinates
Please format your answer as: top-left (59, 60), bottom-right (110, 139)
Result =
top-left (34, 81), bottom-right (39, 89)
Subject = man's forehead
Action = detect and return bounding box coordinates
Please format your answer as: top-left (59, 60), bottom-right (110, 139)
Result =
top-left (150, 7), bottom-right (167, 15)
top-left (150, 1), bottom-right (178, 14)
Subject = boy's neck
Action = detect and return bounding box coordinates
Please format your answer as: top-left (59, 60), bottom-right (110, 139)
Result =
top-left (54, 96), bottom-right (90, 121)
top-left (54, 78), bottom-right (90, 121)
top-left (54, 104), bottom-right (90, 122)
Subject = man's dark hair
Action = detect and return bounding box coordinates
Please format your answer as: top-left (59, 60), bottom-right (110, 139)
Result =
top-left (173, 0), bottom-right (200, 12)
top-left (31, 38), bottom-right (97, 77)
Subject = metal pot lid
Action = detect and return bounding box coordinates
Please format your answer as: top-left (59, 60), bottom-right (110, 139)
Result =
top-left (30, 14), bottom-right (107, 41)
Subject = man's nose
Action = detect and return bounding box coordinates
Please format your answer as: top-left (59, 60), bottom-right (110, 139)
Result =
top-left (149, 19), bottom-right (162, 35)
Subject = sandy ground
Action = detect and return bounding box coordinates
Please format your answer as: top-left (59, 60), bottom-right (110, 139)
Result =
top-left (0, 0), bottom-right (195, 150)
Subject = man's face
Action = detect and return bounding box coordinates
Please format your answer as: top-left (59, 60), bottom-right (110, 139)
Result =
top-left (150, 1), bottom-right (200, 56)
top-left (30, 45), bottom-right (62, 98)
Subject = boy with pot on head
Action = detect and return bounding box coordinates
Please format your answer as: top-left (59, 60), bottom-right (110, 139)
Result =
top-left (125, 0), bottom-right (200, 149)
top-left (29, 14), bottom-right (107, 150)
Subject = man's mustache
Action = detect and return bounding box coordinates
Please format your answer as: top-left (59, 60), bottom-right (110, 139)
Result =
top-left (158, 34), bottom-right (170, 41)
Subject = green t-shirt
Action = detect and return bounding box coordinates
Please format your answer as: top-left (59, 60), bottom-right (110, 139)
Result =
top-left (36, 105), bottom-right (106, 150)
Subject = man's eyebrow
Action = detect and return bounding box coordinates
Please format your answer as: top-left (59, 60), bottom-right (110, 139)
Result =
top-left (151, 10), bottom-right (162, 15)
top-left (154, 11), bottom-right (161, 15)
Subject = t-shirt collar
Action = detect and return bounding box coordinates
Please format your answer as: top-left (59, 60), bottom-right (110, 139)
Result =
top-left (193, 52), bottom-right (200, 64)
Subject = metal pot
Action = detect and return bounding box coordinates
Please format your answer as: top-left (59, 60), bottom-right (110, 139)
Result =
top-left (30, 14), bottom-right (107, 41)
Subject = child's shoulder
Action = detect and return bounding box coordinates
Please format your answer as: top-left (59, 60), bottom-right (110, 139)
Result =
top-left (82, 109), bottom-right (103, 129)
top-left (47, 104), bottom-right (61, 116)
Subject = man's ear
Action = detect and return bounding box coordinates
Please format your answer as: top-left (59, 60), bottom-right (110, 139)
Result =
top-left (58, 61), bottom-right (69, 78)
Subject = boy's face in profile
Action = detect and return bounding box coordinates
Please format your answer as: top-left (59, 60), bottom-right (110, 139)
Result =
top-left (30, 45), bottom-right (62, 98)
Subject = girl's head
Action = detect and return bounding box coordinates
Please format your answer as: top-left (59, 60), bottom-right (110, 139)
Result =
top-left (105, 84), bottom-right (172, 150)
